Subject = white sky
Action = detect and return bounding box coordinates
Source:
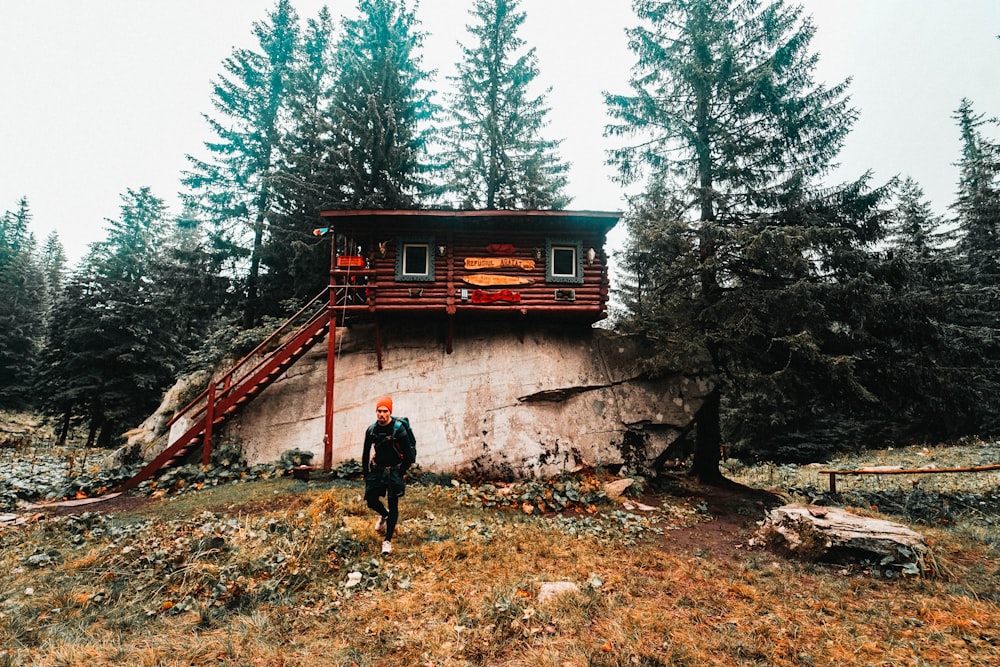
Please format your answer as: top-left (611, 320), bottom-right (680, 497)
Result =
top-left (1, 0), bottom-right (998, 265)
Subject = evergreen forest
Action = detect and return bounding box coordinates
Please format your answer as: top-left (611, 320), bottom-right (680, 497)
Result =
top-left (2, 0), bottom-right (998, 477)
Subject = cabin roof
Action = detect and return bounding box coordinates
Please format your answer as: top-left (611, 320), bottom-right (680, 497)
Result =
top-left (319, 208), bottom-right (623, 235)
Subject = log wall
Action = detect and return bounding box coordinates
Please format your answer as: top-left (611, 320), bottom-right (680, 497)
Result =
top-left (324, 210), bottom-right (618, 323)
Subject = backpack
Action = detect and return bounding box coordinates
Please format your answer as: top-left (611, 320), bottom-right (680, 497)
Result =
top-left (390, 416), bottom-right (417, 468)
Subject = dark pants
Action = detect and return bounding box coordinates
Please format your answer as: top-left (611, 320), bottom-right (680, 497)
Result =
top-left (364, 468), bottom-right (405, 540)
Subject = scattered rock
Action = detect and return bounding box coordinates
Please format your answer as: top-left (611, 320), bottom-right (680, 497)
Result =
top-left (621, 500), bottom-right (657, 512)
top-left (537, 581), bottom-right (579, 603)
top-left (603, 478), bottom-right (633, 499)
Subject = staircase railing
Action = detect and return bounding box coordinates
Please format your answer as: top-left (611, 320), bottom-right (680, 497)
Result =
top-left (119, 288), bottom-right (333, 491)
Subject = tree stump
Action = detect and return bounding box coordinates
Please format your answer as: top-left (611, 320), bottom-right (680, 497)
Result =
top-left (756, 504), bottom-right (933, 575)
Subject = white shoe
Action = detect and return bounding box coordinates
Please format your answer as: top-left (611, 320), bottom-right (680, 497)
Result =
top-left (375, 516), bottom-right (386, 534)
top-left (381, 540), bottom-right (392, 555)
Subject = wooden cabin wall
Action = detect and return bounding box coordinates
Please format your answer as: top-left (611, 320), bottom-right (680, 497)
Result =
top-left (345, 226), bottom-right (610, 317)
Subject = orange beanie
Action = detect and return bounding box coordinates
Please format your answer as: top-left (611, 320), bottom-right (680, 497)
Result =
top-left (376, 396), bottom-right (393, 413)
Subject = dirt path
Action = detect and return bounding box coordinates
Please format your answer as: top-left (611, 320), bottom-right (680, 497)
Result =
top-left (645, 477), bottom-right (785, 560)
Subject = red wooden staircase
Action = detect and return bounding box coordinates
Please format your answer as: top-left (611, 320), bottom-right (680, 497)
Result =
top-left (119, 290), bottom-right (334, 491)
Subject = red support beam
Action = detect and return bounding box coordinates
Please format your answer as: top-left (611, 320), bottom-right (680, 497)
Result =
top-left (202, 382), bottom-right (215, 466)
top-left (324, 292), bottom-right (336, 471)
top-left (325, 226), bottom-right (337, 471)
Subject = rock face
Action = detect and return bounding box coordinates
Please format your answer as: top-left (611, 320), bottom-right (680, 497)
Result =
top-left (212, 320), bottom-right (712, 478)
top-left (756, 504), bottom-right (931, 571)
top-left (115, 370), bottom-right (210, 468)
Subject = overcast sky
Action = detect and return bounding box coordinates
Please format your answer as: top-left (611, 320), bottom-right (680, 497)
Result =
top-left (1, 0), bottom-right (998, 265)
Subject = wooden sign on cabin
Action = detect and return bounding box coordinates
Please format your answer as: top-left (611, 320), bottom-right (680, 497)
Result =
top-left (464, 257), bottom-right (536, 271)
top-left (462, 274), bottom-right (533, 287)
top-left (336, 255), bottom-right (365, 268)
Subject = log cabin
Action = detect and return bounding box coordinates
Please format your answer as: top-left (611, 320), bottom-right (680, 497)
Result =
top-left (319, 208), bottom-right (623, 354)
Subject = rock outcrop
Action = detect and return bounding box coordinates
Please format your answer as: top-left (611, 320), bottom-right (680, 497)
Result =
top-left (207, 320), bottom-right (712, 478)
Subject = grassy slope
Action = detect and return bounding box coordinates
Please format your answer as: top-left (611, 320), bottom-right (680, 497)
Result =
top-left (1, 447), bottom-right (998, 667)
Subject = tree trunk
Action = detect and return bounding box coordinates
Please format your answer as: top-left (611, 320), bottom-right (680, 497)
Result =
top-left (690, 387), bottom-right (724, 483)
top-left (57, 411), bottom-right (70, 446)
top-left (243, 213), bottom-right (265, 329)
top-left (97, 420), bottom-right (113, 448)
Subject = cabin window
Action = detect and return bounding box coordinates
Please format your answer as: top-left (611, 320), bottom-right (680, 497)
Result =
top-left (396, 236), bottom-right (435, 282)
top-left (545, 239), bottom-right (583, 284)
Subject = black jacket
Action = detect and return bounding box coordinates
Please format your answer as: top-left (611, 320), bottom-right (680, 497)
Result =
top-left (362, 417), bottom-right (416, 474)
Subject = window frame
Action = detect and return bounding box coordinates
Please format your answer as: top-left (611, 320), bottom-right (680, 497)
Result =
top-left (395, 236), bottom-right (435, 282)
top-left (545, 239), bottom-right (583, 284)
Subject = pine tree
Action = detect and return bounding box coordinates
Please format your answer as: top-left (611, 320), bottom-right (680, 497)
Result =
top-left (0, 197), bottom-right (45, 407)
top-left (442, 0), bottom-right (570, 209)
top-left (148, 206), bottom-right (234, 362)
top-left (264, 6), bottom-right (342, 305)
top-left (888, 177), bottom-right (947, 259)
top-left (182, 0), bottom-right (301, 326)
top-left (39, 231), bottom-right (67, 320)
top-left (953, 98), bottom-right (1000, 281)
top-left (328, 0), bottom-right (437, 208)
top-left (36, 271), bottom-right (104, 444)
top-left (606, 0), bottom-right (889, 478)
top-left (944, 99), bottom-right (1000, 434)
top-left (37, 188), bottom-right (181, 446)
top-left (845, 179), bottom-right (976, 443)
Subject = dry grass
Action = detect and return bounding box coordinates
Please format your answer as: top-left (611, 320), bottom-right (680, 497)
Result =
top-left (2, 467), bottom-right (998, 667)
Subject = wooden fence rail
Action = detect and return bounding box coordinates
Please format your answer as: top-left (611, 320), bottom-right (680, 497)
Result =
top-left (818, 464), bottom-right (1000, 493)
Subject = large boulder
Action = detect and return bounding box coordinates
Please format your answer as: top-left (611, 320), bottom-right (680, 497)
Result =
top-left (214, 320), bottom-right (712, 478)
top-left (110, 369), bottom-right (211, 468)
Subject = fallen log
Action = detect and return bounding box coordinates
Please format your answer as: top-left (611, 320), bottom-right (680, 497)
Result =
top-left (755, 504), bottom-right (936, 576)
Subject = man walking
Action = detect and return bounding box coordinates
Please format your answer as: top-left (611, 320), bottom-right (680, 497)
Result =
top-left (362, 396), bottom-right (416, 555)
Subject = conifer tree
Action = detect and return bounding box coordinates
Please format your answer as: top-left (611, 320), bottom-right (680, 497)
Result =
top-left (38, 231), bottom-right (67, 320)
top-left (888, 177), bottom-right (947, 259)
top-left (442, 0), bottom-right (570, 209)
top-left (36, 271), bottom-right (103, 444)
top-left (182, 0), bottom-right (301, 326)
top-left (848, 179), bottom-right (976, 441)
top-left (265, 6), bottom-right (342, 304)
top-left (944, 99), bottom-right (1000, 433)
top-left (0, 197), bottom-right (45, 407)
top-left (607, 0), bottom-right (889, 478)
top-left (953, 98), bottom-right (1000, 280)
top-left (149, 206), bottom-right (234, 360)
top-left (328, 0), bottom-right (437, 208)
top-left (37, 188), bottom-right (180, 446)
